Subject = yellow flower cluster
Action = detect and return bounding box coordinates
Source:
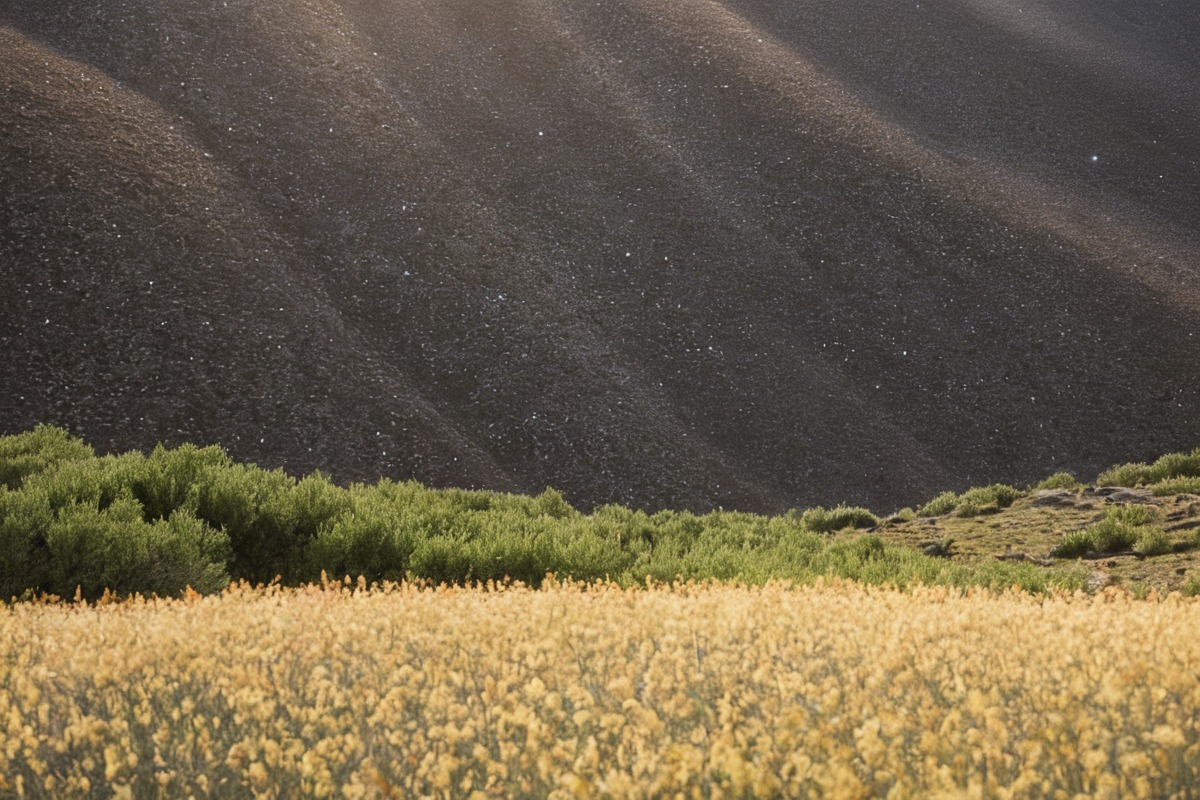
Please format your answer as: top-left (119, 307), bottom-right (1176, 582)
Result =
top-left (1, 579), bottom-right (1198, 798)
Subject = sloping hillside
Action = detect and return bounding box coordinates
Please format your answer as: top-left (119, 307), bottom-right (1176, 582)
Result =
top-left (2, 0), bottom-right (1198, 512)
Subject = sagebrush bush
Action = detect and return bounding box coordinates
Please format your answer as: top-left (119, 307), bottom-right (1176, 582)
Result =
top-left (955, 484), bottom-right (1021, 517)
top-left (798, 504), bottom-right (879, 533)
top-left (1036, 472), bottom-right (1082, 491)
top-left (1152, 476), bottom-right (1200, 496)
top-left (917, 492), bottom-right (958, 517)
top-left (1049, 530), bottom-right (1095, 560)
top-left (1097, 448), bottom-right (1200, 487)
top-left (1134, 529), bottom-right (1173, 557)
top-left (886, 508), bottom-right (918, 524)
top-left (0, 424), bottom-right (94, 490)
top-left (41, 499), bottom-right (229, 600)
top-left (1050, 507), bottom-right (1166, 560)
top-left (1088, 518), bottom-right (1141, 554)
top-left (1108, 504), bottom-right (1157, 526)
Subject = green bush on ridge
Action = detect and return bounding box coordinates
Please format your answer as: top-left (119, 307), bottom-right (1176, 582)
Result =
top-left (916, 484), bottom-right (1020, 518)
top-left (1097, 448), bottom-right (1200, 489)
top-left (1151, 477), bottom-right (1200, 497)
top-left (917, 491), bottom-right (959, 518)
top-left (1035, 472), bottom-right (1083, 491)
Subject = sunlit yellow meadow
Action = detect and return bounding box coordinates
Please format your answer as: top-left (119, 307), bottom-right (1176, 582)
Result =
top-left (2, 579), bottom-right (1199, 798)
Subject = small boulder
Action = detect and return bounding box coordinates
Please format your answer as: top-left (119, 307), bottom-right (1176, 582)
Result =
top-left (1030, 489), bottom-right (1082, 508)
top-left (1103, 488), bottom-right (1158, 505)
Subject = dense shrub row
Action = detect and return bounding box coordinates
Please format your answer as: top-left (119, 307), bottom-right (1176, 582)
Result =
top-left (916, 483), bottom-right (1021, 518)
top-left (0, 426), bottom-right (1078, 600)
top-left (1049, 506), bottom-right (1181, 559)
top-left (1097, 448), bottom-right (1200, 491)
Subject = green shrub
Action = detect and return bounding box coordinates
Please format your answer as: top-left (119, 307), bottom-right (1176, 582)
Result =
top-left (42, 499), bottom-right (229, 600)
top-left (1134, 529), bottom-right (1173, 557)
top-left (193, 463), bottom-right (295, 582)
top-left (409, 536), bottom-right (475, 585)
top-left (955, 484), bottom-right (1020, 517)
top-left (0, 426), bottom-right (1127, 598)
top-left (1151, 477), bottom-right (1200, 496)
top-left (288, 472), bottom-right (353, 541)
top-left (307, 500), bottom-right (423, 584)
top-left (530, 487), bottom-right (577, 519)
top-left (1107, 504), bottom-right (1157, 526)
top-left (799, 505), bottom-right (878, 533)
top-left (917, 492), bottom-right (958, 517)
top-left (1128, 582), bottom-right (1152, 600)
top-left (1148, 450), bottom-right (1200, 481)
top-left (461, 521), bottom-right (565, 586)
top-left (130, 443), bottom-right (232, 520)
top-left (1050, 507), bottom-right (1162, 559)
top-left (0, 425), bottom-right (94, 490)
top-left (236, 470), bottom-right (354, 583)
top-left (0, 487), bottom-right (54, 599)
top-left (555, 521), bottom-right (633, 581)
top-left (1049, 530), bottom-right (1095, 560)
top-left (24, 453), bottom-right (130, 512)
top-left (1096, 462), bottom-right (1151, 487)
top-left (1036, 472), bottom-right (1082, 491)
top-left (1098, 448), bottom-right (1200, 487)
top-left (1088, 518), bottom-right (1140, 554)
top-left (886, 508), bottom-right (917, 524)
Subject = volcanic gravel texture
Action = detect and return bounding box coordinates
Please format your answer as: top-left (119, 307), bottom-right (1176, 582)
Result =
top-left (2, 0), bottom-right (1198, 513)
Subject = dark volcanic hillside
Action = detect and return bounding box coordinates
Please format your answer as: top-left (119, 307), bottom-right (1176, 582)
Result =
top-left (2, 0), bottom-right (1198, 513)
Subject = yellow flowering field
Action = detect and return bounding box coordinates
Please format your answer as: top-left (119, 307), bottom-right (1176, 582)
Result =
top-left (2, 580), bottom-right (1199, 798)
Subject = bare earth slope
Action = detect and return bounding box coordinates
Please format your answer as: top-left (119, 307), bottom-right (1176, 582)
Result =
top-left (2, 0), bottom-right (1198, 513)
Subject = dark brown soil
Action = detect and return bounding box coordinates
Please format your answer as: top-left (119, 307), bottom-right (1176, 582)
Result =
top-left (2, 0), bottom-right (1198, 513)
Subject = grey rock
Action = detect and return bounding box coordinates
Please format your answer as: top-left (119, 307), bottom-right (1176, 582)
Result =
top-left (1029, 489), bottom-right (1083, 508)
top-left (1103, 488), bottom-right (1159, 505)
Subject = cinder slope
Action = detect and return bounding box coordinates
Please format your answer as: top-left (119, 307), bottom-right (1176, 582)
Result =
top-left (2, 0), bottom-right (1198, 512)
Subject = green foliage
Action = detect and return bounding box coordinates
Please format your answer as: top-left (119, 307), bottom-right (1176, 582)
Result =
top-left (0, 426), bottom-right (1102, 599)
top-left (1097, 448), bottom-right (1200, 487)
top-left (886, 508), bottom-right (917, 524)
top-left (1151, 477), bottom-right (1200, 496)
top-left (1107, 504), bottom-right (1157, 526)
top-left (1050, 506), bottom-right (1167, 559)
top-left (34, 497), bottom-right (228, 600)
top-left (955, 484), bottom-right (1020, 517)
top-left (917, 492), bottom-right (958, 518)
top-left (1134, 529), bottom-right (1173, 557)
top-left (531, 487), bottom-right (577, 519)
top-left (307, 491), bottom-right (420, 584)
top-left (192, 463), bottom-right (295, 582)
top-left (1036, 472), bottom-right (1083, 491)
top-left (1096, 462), bottom-right (1149, 487)
top-left (1182, 578), bottom-right (1200, 598)
top-left (1087, 518), bottom-right (1140, 554)
top-left (916, 484), bottom-right (1020, 518)
top-left (0, 486), bottom-right (55, 599)
top-left (1050, 530), bottom-right (1096, 560)
top-left (0, 424), bottom-right (94, 490)
top-left (798, 504), bottom-right (879, 534)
